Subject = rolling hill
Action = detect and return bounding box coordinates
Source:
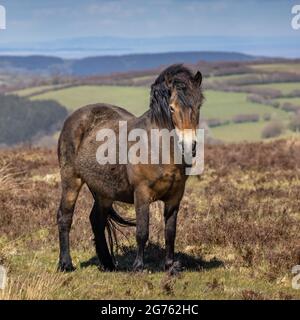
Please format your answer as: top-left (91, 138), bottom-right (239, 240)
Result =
top-left (0, 51), bottom-right (257, 76)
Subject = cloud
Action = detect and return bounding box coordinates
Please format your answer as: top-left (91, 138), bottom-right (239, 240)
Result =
top-left (86, 1), bottom-right (145, 18)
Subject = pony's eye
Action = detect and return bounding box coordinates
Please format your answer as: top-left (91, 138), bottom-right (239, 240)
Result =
top-left (169, 106), bottom-right (175, 113)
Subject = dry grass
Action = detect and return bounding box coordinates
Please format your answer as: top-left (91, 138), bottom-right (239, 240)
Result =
top-left (0, 139), bottom-right (300, 299)
top-left (0, 264), bottom-right (66, 300)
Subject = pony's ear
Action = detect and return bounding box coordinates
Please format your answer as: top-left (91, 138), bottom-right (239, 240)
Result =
top-left (194, 71), bottom-right (202, 86)
top-left (164, 74), bottom-right (173, 89)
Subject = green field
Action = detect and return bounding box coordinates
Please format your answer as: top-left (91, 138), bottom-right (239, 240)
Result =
top-left (28, 85), bottom-right (291, 142)
top-left (275, 97), bottom-right (300, 106)
top-left (32, 85), bottom-right (150, 116)
top-left (12, 85), bottom-right (63, 97)
top-left (31, 85), bottom-right (288, 120)
top-left (203, 90), bottom-right (288, 120)
top-left (211, 121), bottom-right (267, 142)
top-left (250, 63), bottom-right (300, 74)
top-left (243, 82), bottom-right (300, 95)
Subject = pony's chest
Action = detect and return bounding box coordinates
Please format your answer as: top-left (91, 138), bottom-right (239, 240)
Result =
top-left (152, 167), bottom-right (185, 199)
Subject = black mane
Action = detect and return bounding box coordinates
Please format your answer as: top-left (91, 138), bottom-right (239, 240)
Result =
top-left (149, 64), bottom-right (202, 129)
top-left (153, 64), bottom-right (194, 86)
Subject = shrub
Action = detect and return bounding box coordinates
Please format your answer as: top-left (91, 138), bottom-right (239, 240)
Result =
top-left (261, 120), bottom-right (284, 139)
top-left (232, 114), bottom-right (260, 123)
top-left (206, 118), bottom-right (230, 127)
top-left (285, 89), bottom-right (300, 98)
top-left (289, 113), bottom-right (300, 132)
top-left (281, 103), bottom-right (300, 113)
top-left (263, 113), bottom-right (271, 121)
top-left (247, 94), bottom-right (280, 108)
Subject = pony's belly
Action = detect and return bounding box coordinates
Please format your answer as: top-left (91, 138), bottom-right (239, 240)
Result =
top-left (75, 149), bottom-right (134, 201)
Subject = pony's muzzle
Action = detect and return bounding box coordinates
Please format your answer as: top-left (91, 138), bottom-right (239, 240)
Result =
top-left (178, 139), bottom-right (197, 157)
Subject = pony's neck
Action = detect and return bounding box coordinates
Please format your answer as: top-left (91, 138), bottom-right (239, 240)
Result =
top-left (134, 108), bottom-right (172, 131)
top-left (132, 108), bottom-right (183, 168)
top-left (132, 109), bottom-right (157, 130)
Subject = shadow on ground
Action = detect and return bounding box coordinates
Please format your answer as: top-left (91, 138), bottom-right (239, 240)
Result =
top-left (80, 242), bottom-right (224, 272)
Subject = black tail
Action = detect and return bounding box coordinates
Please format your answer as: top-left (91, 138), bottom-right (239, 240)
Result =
top-left (105, 206), bottom-right (136, 265)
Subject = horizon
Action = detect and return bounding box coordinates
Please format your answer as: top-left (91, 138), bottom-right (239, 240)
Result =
top-left (0, 0), bottom-right (299, 58)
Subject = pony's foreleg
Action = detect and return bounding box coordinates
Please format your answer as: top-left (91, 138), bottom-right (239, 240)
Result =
top-left (57, 175), bottom-right (82, 272)
top-left (164, 204), bottom-right (179, 273)
top-left (89, 200), bottom-right (115, 271)
top-left (133, 190), bottom-right (150, 272)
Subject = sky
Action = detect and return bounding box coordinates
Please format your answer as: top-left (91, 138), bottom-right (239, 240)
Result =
top-left (0, 0), bottom-right (299, 56)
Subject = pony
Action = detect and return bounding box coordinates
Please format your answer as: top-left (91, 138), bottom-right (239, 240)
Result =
top-left (57, 64), bottom-right (204, 273)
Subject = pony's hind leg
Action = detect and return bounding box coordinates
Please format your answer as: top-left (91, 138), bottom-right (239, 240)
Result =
top-left (57, 172), bottom-right (82, 272)
top-left (89, 199), bottom-right (115, 271)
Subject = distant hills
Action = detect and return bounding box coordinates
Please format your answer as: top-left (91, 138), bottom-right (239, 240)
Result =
top-left (2, 36), bottom-right (300, 58)
top-left (0, 51), bottom-right (257, 76)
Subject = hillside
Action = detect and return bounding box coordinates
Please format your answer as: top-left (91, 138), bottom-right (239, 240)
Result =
top-left (0, 51), bottom-right (257, 76)
top-left (0, 140), bottom-right (299, 299)
top-left (26, 85), bottom-right (291, 142)
top-left (5, 59), bottom-right (300, 144)
top-left (71, 52), bottom-right (256, 76)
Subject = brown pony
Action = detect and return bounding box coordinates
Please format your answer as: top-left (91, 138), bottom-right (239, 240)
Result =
top-left (57, 64), bottom-right (204, 274)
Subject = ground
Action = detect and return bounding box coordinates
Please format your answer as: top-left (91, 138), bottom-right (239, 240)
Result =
top-left (1, 140), bottom-right (300, 300)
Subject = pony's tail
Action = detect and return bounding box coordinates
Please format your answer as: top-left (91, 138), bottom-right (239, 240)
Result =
top-left (105, 207), bottom-right (136, 264)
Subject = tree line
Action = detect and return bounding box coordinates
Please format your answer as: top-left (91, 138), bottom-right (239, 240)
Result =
top-left (0, 94), bottom-right (68, 146)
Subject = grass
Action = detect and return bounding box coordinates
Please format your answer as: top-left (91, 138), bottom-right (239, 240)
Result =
top-left (211, 121), bottom-right (297, 143)
top-left (275, 97), bottom-right (300, 106)
top-left (12, 85), bottom-right (62, 97)
top-left (203, 90), bottom-right (288, 120)
top-left (1, 141), bottom-right (300, 299)
top-left (243, 82), bottom-right (300, 95)
top-left (1, 248), bottom-right (298, 300)
top-left (31, 85), bottom-right (288, 120)
top-left (28, 85), bottom-right (292, 142)
top-left (31, 85), bottom-right (150, 116)
top-left (250, 63), bottom-right (300, 74)
top-left (210, 121), bottom-right (267, 142)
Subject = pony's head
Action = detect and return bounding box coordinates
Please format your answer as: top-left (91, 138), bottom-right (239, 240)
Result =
top-left (150, 64), bottom-right (204, 156)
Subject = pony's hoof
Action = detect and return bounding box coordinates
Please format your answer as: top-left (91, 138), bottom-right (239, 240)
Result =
top-left (58, 261), bottom-right (76, 272)
top-left (166, 261), bottom-right (183, 276)
top-left (102, 264), bottom-right (116, 272)
top-left (132, 260), bottom-right (144, 272)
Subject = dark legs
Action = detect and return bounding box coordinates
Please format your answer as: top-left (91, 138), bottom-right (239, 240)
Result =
top-left (164, 204), bottom-right (180, 273)
top-left (89, 200), bottom-right (115, 271)
top-left (133, 191), bottom-right (150, 272)
top-left (57, 176), bottom-right (82, 272)
top-left (132, 188), bottom-right (182, 273)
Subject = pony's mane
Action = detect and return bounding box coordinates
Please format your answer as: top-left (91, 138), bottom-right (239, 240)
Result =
top-left (153, 64), bottom-right (194, 86)
top-left (149, 64), bottom-right (202, 129)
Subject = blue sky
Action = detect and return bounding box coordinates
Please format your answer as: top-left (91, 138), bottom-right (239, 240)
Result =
top-left (0, 0), bottom-right (299, 42)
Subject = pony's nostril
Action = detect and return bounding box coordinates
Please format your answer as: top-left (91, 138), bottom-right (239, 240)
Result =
top-left (192, 141), bottom-right (196, 151)
top-left (192, 141), bottom-right (197, 157)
